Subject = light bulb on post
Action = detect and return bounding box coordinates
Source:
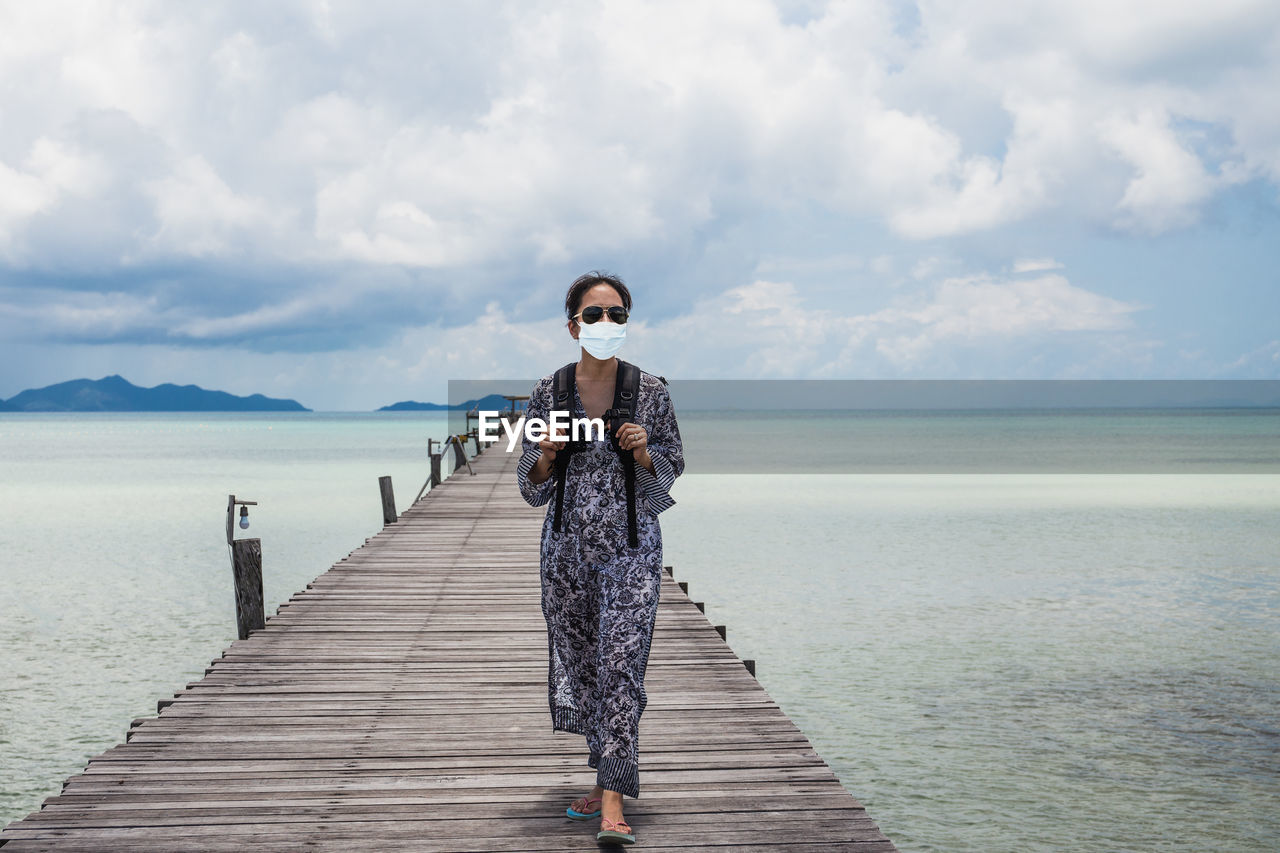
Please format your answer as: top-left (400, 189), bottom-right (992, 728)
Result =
top-left (239, 505), bottom-right (250, 530)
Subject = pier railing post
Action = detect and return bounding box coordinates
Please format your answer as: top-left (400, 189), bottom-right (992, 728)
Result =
top-left (230, 538), bottom-right (264, 641)
top-left (226, 494), bottom-right (263, 641)
top-left (379, 475), bottom-right (397, 525)
top-left (449, 434), bottom-right (475, 475)
top-left (412, 440), bottom-right (444, 505)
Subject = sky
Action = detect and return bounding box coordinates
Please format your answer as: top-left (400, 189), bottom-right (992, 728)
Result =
top-left (1, 0), bottom-right (1277, 410)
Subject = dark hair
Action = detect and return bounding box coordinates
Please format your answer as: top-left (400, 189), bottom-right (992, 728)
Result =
top-left (565, 270), bottom-right (632, 320)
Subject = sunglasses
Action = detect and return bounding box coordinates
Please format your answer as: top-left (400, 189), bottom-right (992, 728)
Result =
top-left (573, 305), bottom-right (629, 324)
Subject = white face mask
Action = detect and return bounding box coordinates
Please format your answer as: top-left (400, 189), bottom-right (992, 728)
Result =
top-left (577, 319), bottom-right (626, 360)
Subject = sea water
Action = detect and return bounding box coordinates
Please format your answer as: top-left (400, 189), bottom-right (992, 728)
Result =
top-left (1, 410), bottom-right (1277, 852)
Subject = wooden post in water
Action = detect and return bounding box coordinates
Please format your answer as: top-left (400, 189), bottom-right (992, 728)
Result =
top-left (226, 494), bottom-right (263, 641)
top-left (412, 440), bottom-right (444, 505)
top-left (429, 441), bottom-right (443, 488)
top-left (379, 476), bottom-right (397, 525)
top-left (230, 538), bottom-right (263, 641)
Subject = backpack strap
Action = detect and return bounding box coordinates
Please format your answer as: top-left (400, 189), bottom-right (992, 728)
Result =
top-left (550, 362), bottom-right (577, 535)
top-left (550, 359), bottom-right (645, 549)
top-left (603, 360), bottom-right (643, 548)
top-left (552, 362), bottom-right (576, 410)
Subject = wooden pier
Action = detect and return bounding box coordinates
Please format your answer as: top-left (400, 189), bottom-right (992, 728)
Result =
top-left (1, 446), bottom-right (897, 851)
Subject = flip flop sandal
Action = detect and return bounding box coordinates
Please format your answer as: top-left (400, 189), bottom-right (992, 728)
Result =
top-left (597, 816), bottom-right (636, 844)
top-left (566, 795), bottom-right (603, 820)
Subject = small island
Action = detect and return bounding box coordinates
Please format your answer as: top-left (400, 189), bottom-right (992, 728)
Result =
top-left (2, 375), bottom-right (310, 412)
top-left (377, 393), bottom-right (511, 412)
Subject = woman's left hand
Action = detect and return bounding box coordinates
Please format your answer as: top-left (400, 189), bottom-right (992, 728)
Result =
top-left (615, 421), bottom-right (654, 472)
top-left (615, 421), bottom-right (647, 452)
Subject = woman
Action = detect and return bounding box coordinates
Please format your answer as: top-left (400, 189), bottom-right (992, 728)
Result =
top-left (517, 271), bottom-right (684, 845)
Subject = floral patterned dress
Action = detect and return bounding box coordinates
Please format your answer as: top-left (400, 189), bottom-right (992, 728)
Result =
top-left (516, 366), bottom-right (684, 799)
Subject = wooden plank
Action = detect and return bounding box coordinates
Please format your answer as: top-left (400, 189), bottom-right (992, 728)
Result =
top-left (1, 444), bottom-right (896, 851)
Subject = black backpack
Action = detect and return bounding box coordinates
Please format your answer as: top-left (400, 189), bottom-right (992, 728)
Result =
top-left (549, 359), bottom-right (645, 547)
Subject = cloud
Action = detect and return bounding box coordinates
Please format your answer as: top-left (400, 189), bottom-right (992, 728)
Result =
top-left (0, 288), bottom-right (167, 342)
top-left (1099, 109), bottom-right (1218, 232)
top-left (621, 266), bottom-right (1145, 379)
top-left (866, 272), bottom-right (1143, 367)
top-left (0, 160), bottom-right (55, 249)
top-left (1223, 339), bottom-right (1280, 376)
top-left (145, 155), bottom-right (283, 258)
top-left (2, 0), bottom-right (1274, 271)
top-left (350, 266), bottom-right (1149, 399)
top-left (0, 0), bottom-right (1276, 386)
top-left (1012, 258), bottom-right (1065, 273)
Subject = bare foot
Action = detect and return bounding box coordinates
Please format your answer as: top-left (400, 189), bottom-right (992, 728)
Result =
top-left (571, 785), bottom-right (605, 814)
top-left (600, 788), bottom-right (626, 828)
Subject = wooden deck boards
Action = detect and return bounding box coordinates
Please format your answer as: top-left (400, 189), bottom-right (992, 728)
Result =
top-left (1, 447), bottom-right (896, 851)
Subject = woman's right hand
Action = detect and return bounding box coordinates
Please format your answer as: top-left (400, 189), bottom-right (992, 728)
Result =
top-left (528, 437), bottom-right (567, 485)
top-left (538, 437), bottom-right (567, 461)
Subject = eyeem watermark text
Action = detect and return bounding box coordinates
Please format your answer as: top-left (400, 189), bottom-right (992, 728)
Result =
top-left (476, 410), bottom-right (604, 451)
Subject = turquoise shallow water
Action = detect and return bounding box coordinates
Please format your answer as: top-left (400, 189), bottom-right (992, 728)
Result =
top-left (0, 412), bottom-right (450, 830)
top-left (2, 411), bottom-right (1278, 852)
top-left (663, 473), bottom-right (1280, 852)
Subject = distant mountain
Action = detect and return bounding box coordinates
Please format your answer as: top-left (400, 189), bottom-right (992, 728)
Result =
top-left (3, 375), bottom-right (310, 412)
top-left (378, 393), bottom-right (512, 412)
top-left (379, 400), bottom-right (451, 411)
